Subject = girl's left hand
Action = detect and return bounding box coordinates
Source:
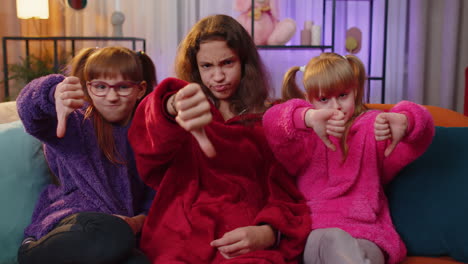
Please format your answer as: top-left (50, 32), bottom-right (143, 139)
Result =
top-left (374, 112), bottom-right (408, 157)
top-left (114, 214), bottom-right (146, 235)
top-left (210, 225), bottom-right (276, 259)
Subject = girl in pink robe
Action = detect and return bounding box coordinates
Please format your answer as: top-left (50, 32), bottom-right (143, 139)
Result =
top-left (263, 52), bottom-right (434, 264)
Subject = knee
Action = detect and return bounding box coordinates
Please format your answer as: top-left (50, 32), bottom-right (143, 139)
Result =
top-left (322, 228), bottom-right (351, 240)
top-left (320, 228), bottom-right (353, 245)
top-left (78, 212), bottom-right (136, 259)
top-left (309, 227), bottom-right (354, 250)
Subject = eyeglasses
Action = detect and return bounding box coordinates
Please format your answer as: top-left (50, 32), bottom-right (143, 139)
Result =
top-left (87, 81), bottom-right (141, 97)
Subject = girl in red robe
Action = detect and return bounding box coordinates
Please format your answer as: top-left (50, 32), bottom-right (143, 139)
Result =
top-left (128, 14), bottom-right (311, 264)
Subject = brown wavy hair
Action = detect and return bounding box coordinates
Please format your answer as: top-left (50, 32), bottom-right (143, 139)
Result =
top-left (68, 46), bottom-right (157, 163)
top-left (174, 14), bottom-right (271, 115)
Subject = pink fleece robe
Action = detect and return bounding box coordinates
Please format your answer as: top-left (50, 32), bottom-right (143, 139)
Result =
top-left (262, 99), bottom-right (435, 264)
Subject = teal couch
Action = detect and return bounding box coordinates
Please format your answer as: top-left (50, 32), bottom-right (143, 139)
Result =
top-left (1, 101), bottom-right (468, 264)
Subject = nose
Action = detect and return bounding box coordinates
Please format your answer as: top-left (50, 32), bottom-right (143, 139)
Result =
top-left (330, 98), bottom-right (342, 110)
top-left (105, 87), bottom-right (119, 101)
top-left (213, 66), bottom-right (225, 82)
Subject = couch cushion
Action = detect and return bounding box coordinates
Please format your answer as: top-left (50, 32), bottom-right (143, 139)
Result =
top-left (0, 101), bottom-right (19, 124)
top-left (0, 121), bottom-right (50, 264)
top-left (387, 126), bottom-right (468, 263)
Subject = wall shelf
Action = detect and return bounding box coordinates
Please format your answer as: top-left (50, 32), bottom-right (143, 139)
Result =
top-left (248, 0), bottom-right (388, 103)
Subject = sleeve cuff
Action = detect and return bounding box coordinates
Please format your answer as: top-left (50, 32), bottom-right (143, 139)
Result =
top-left (293, 107), bottom-right (310, 129)
top-left (259, 223), bottom-right (282, 249)
top-left (162, 91), bottom-right (178, 122)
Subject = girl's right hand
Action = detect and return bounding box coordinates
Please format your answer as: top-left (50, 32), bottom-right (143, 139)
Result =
top-left (169, 83), bottom-right (216, 158)
top-left (54, 76), bottom-right (85, 138)
top-left (114, 214), bottom-right (146, 235)
top-left (210, 225), bottom-right (276, 259)
top-left (305, 108), bottom-right (346, 151)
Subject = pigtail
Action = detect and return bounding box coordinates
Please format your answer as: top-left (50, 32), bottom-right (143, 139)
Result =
top-left (341, 55), bottom-right (368, 160)
top-left (281, 66), bottom-right (305, 101)
top-left (136, 51), bottom-right (157, 97)
top-left (344, 55), bottom-right (368, 116)
top-left (69, 47), bottom-right (97, 97)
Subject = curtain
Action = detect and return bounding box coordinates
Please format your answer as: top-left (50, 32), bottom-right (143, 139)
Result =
top-left (405, 0), bottom-right (468, 113)
top-left (1, 0), bottom-right (467, 113)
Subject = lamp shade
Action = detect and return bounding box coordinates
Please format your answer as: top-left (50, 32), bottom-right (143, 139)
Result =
top-left (16, 0), bottom-right (49, 19)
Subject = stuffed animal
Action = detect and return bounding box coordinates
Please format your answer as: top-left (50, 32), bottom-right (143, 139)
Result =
top-left (234, 0), bottom-right (296, 45)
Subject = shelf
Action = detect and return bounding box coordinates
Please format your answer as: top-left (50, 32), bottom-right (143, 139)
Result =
top-left (257, 45), bottom-right (333, 50)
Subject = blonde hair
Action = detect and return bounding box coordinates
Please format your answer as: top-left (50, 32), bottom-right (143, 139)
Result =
top-left (282, 52), bottom-right (368, 156)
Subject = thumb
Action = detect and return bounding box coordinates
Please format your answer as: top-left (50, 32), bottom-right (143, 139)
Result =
top-left (331, 109), bottom-right (345, 120)
top-left (56, 111), bottom-right (68, 138)
top-left (384, 140), bottom-right (397, 157)
top-left (191, 128), bottom-right (216, 158)
top-left (320, 135), bottom-right (336, 151)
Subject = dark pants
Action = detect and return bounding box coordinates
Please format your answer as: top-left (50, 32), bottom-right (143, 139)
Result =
top-left (18, 212), bottom-right (150, 264)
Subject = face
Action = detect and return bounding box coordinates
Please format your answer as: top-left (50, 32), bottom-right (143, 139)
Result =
top-left (196, 40), bottom-right (242, 102)
top-left (311, 89), bottom-right (356, 123)
top-left (86, 74), bottom-right (146, 126)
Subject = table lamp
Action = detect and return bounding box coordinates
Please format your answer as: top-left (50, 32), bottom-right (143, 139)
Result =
top-left (16, 0), bottom-right (49, 19)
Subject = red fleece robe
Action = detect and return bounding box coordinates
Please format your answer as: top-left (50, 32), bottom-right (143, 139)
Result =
top-left (128, 78), bottom-right (311, 264)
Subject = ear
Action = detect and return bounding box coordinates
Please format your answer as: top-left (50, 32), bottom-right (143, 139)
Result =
top-left (137, 81), bottom-right (147, 100)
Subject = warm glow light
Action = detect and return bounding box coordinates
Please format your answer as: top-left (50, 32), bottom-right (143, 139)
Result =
top-left (16, 0), bottom-right (49, 19)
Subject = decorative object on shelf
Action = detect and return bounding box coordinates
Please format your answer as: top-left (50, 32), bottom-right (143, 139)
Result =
top-left (300, 21), bottom-right (312, 45)
top-left (311, 23), bottom-right (321, 46)
top-left (345, 27), bottom-right (362, 54)
top-left (67, 0), bottom-right (87, 10)
top-left (233, 0), bottom-right (296, 45)
top-left (111, 0), bottom-right (125, 37)
top-left (16, 0), bottom-right (49, 19)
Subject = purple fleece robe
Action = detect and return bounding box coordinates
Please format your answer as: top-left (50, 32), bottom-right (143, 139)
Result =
top-left (16, 74), bottom-right (153, 240)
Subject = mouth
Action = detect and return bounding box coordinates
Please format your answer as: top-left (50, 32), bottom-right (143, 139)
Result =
top-left (211, 84), bottom-right (229, 93)
top-left (105, 104), bottom-right (121, 108)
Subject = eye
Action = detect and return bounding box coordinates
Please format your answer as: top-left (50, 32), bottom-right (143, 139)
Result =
top-left (223, 59), bottom-right (233, 65)
top-left (200, 63), bottom-right (212, 69)
top-left (339, 93), bottom-right (348, 98)
top-left (93, 83), bottom-right (107, 90)
top-left (318, 97), bottom-right (328, 103)
top-left (118, 83), bottom-right (133, 89)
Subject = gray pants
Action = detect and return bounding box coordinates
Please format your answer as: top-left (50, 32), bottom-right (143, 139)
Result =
top-left (303, 228), bottom-right (385, 264)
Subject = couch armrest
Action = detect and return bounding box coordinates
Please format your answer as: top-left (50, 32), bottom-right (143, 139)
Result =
top-left (366, 104), bottom-right (468, 127)
top-left (0, 101), bottom-right (19, 124)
